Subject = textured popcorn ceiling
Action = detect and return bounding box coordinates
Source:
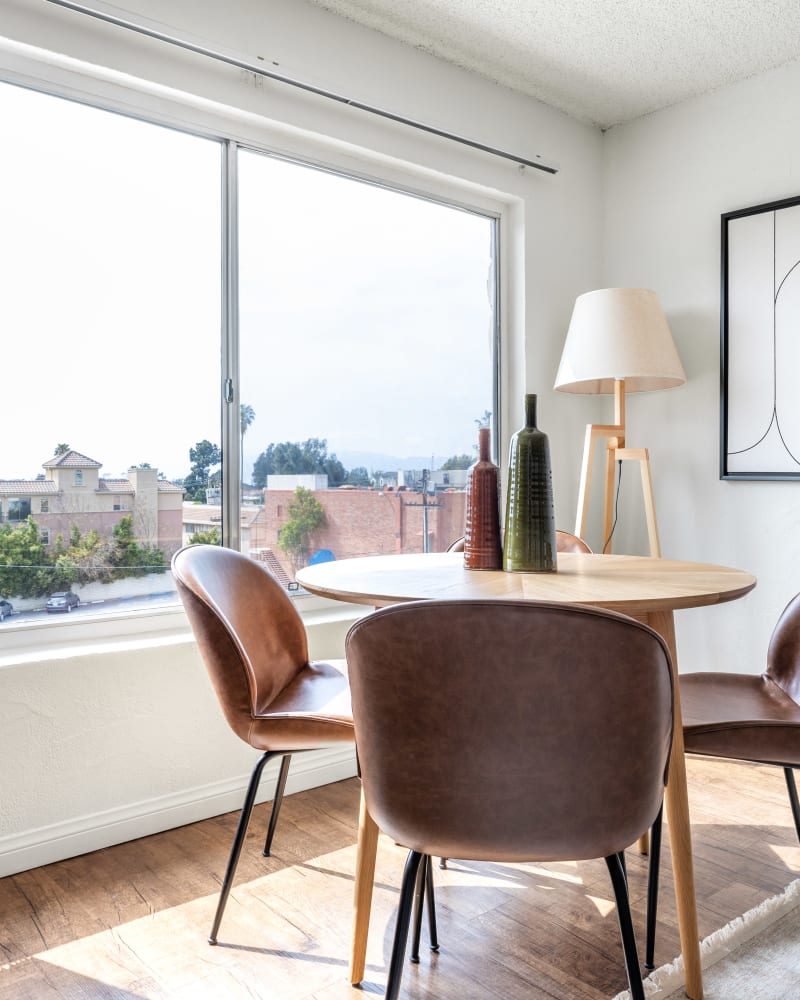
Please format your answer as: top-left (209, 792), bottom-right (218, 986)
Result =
top-left (308, 0), bottom-right (800, 128)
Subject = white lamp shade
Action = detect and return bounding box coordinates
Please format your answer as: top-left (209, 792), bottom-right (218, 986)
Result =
top-left (554, 288), bottom-right (686, 394)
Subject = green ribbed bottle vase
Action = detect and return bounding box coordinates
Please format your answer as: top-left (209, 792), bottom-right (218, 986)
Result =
top-left (503, 393), bottom-right (557, 573)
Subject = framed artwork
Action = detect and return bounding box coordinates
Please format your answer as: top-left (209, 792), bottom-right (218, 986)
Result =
top-left (721, 194), bottom-right (800, 480)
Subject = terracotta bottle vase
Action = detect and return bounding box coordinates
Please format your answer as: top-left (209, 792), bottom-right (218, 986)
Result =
top-left (463, 426), bottom-right (503, 570)
top-left (503, 393), bottom-right (557, 573)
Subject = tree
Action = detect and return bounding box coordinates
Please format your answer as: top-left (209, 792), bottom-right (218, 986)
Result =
top-left (108, 516), bottom-right (166, 578)
top-left (441, 454), bottom-right (473, 470)
top-left (240, 403), bottom-right (255, 487)
top-left (54, 443), bottom-right (70, 456)
top-left (278, 487), bottom-right (325, 573)
top-left (55, 525), bottom-right (109, 585)
top-left (183, 440), bottom-right (221, 502)
top-left (252, 438), bottom-right (346, 487)
top-left (0, 518), bottom-right (53, 597)
top-left (241, 404), bottom-right (255, 437)
top-left (189, 526), bottom-right (221, 546)
top-left (345, 466), bottom-right (371, 487)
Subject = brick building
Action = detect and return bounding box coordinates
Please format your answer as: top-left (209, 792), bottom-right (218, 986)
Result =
top-left (259, 485), bottom-right (466, 581)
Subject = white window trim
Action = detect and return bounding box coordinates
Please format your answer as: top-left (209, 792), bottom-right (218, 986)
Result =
top-left (0, 34), bottom-right (517, 663)
top-left (0, 592), bottom-right (370, 670)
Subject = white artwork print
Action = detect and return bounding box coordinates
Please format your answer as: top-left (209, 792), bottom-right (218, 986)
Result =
top-left (724, 199), bottom-right (800, 478)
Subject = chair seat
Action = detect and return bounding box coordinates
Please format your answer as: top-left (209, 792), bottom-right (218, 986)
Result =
top-left (681, 672), bottom-right (800, 766)
top-left (251, 659), bottom-right (353, 751)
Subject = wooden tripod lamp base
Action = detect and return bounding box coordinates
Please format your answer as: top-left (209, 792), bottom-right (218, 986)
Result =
top-left (573, 380), bottom-right (660, 555)
top-left (554, 288), bottom-right (687, 558)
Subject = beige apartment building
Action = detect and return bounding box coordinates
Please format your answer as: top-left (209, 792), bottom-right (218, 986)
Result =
top-left (0, 450), bottom-right (184, 555)
top-left (1, 452), bottom-right (465, 584)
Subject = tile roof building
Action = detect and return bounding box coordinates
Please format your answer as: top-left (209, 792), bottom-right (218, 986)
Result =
top-left (0, 450), bottom-right (184, 556)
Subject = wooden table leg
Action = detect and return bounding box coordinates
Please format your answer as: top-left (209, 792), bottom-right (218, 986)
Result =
top-left (648, 609), bottom-right (703, 1000)
top-left (350, 787), bottom-right (379, 985)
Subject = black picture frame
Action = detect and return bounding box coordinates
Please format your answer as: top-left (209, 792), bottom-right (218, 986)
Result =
top-left (721, 193), bottom-right (800, 480)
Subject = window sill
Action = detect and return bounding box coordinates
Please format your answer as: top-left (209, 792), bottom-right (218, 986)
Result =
top-left (0, 594), bottom-right (371, 669)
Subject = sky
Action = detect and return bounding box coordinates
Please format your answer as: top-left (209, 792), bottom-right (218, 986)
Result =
top-left (2, 80), bottom-right (494, 484)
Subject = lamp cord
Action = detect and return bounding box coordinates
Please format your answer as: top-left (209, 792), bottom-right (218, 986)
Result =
top-left (601, 460), bottom-right (623, 554)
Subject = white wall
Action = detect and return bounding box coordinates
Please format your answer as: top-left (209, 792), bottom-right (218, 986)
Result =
top-left (0, 607), bottom-right (360, 877)
top-left (0, 0), bottom-right (602, 874)
top-left (7, 0), bottom-right (794, 880)
top-left (603, 59), bottom-right (800, 674)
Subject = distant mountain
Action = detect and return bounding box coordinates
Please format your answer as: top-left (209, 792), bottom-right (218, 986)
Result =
top-left (335, 450), bottom-right (448, 472)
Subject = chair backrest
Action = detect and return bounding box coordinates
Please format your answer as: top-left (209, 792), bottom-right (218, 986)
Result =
top-left (172, 544), bottom-right (310, 743)
top-left (446, 530), bottom-right (592, 554)
top-left (554, 529), bottom-right (593, 553)
top-left (766, 591), bottom-right (800, 704)
top-left (346, 600), bottom-right (673, 863)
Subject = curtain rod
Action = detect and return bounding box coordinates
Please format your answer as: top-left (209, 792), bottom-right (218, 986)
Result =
top-left (44, 0), bottom-right (558, 175)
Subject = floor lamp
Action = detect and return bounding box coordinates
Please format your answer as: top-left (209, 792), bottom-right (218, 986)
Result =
top-left (554, 288), bottom-right (686, 555)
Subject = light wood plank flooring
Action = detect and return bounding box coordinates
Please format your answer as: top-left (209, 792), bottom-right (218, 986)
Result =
top-left (2, 757), bottom-right (799, 999)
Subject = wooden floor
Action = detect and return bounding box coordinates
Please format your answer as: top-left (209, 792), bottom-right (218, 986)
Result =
top-left (2, 757), bottom-right (799, 999)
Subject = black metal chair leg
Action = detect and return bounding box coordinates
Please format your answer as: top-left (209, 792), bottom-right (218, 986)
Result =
top-left (410, 854), bottom-right (427, 963)
top-left (209, 750), bottom-right (277, 945)
top-left (411, 855), bottom-right (440, 963)
top-left (606, 852), bottom-right (646, 1000)
top-left (263, 754), bottom-right (293, 856)
top-left (426, 852), bottom-right (440, 952)
top-left (386, 851), bottom-right (424, 1000)
top-left (645, 804), bottom-right (664, 970)
top-left (784, 767), bottom-right (800, 843)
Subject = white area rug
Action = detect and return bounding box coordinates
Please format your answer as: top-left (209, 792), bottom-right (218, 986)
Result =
top-left (614, 878), bottom-right (800, 999)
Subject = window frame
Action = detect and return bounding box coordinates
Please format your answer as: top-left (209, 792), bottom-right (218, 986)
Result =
top-left (7, 498), bottom-right (31, 522)
top-left (0, 46), bottom-right (512, 654)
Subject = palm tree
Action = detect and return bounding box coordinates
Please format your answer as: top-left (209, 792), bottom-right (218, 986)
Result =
top-left (240, 404), bottom-right (255, 487)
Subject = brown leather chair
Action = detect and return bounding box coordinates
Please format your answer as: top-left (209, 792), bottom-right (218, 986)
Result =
top-left (346, 599), bottom-right (674, 1000)
top-left (171, 544), bottom-right (354, 944)
top-left (447, 529), bottom-right (592, 554)
top-left (646, 590), bottom-right (800, 966)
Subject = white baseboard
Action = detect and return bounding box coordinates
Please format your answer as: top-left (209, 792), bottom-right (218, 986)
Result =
top-left (0, 746), bottom-right (358, 878)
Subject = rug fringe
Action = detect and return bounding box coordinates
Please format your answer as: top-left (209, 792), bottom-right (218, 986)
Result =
top-left (612, 877), bottom-right (800, 999)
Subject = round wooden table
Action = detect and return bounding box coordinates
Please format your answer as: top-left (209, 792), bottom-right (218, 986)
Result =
top-left (297, 551), bottom-right (757, 999)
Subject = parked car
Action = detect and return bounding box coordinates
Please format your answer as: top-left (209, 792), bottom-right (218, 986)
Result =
top-left (0, 598), bottom-right (13, 621)
top-left (46, 591), bottom-right (80, 613)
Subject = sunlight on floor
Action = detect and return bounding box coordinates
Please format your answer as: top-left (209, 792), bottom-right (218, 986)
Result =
top-left (768, 842), bottom-right (800, 869)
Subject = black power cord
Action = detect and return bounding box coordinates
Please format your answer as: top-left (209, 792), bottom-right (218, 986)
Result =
top-left (601, 460), bottom-right (623, 554)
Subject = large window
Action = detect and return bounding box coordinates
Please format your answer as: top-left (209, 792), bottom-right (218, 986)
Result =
top-left (1, 82), bottom-right (221, 623)
top-left (0, 79), bottom-right (498, 626)
top-left (237, 150), bottom-right (497, 578)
